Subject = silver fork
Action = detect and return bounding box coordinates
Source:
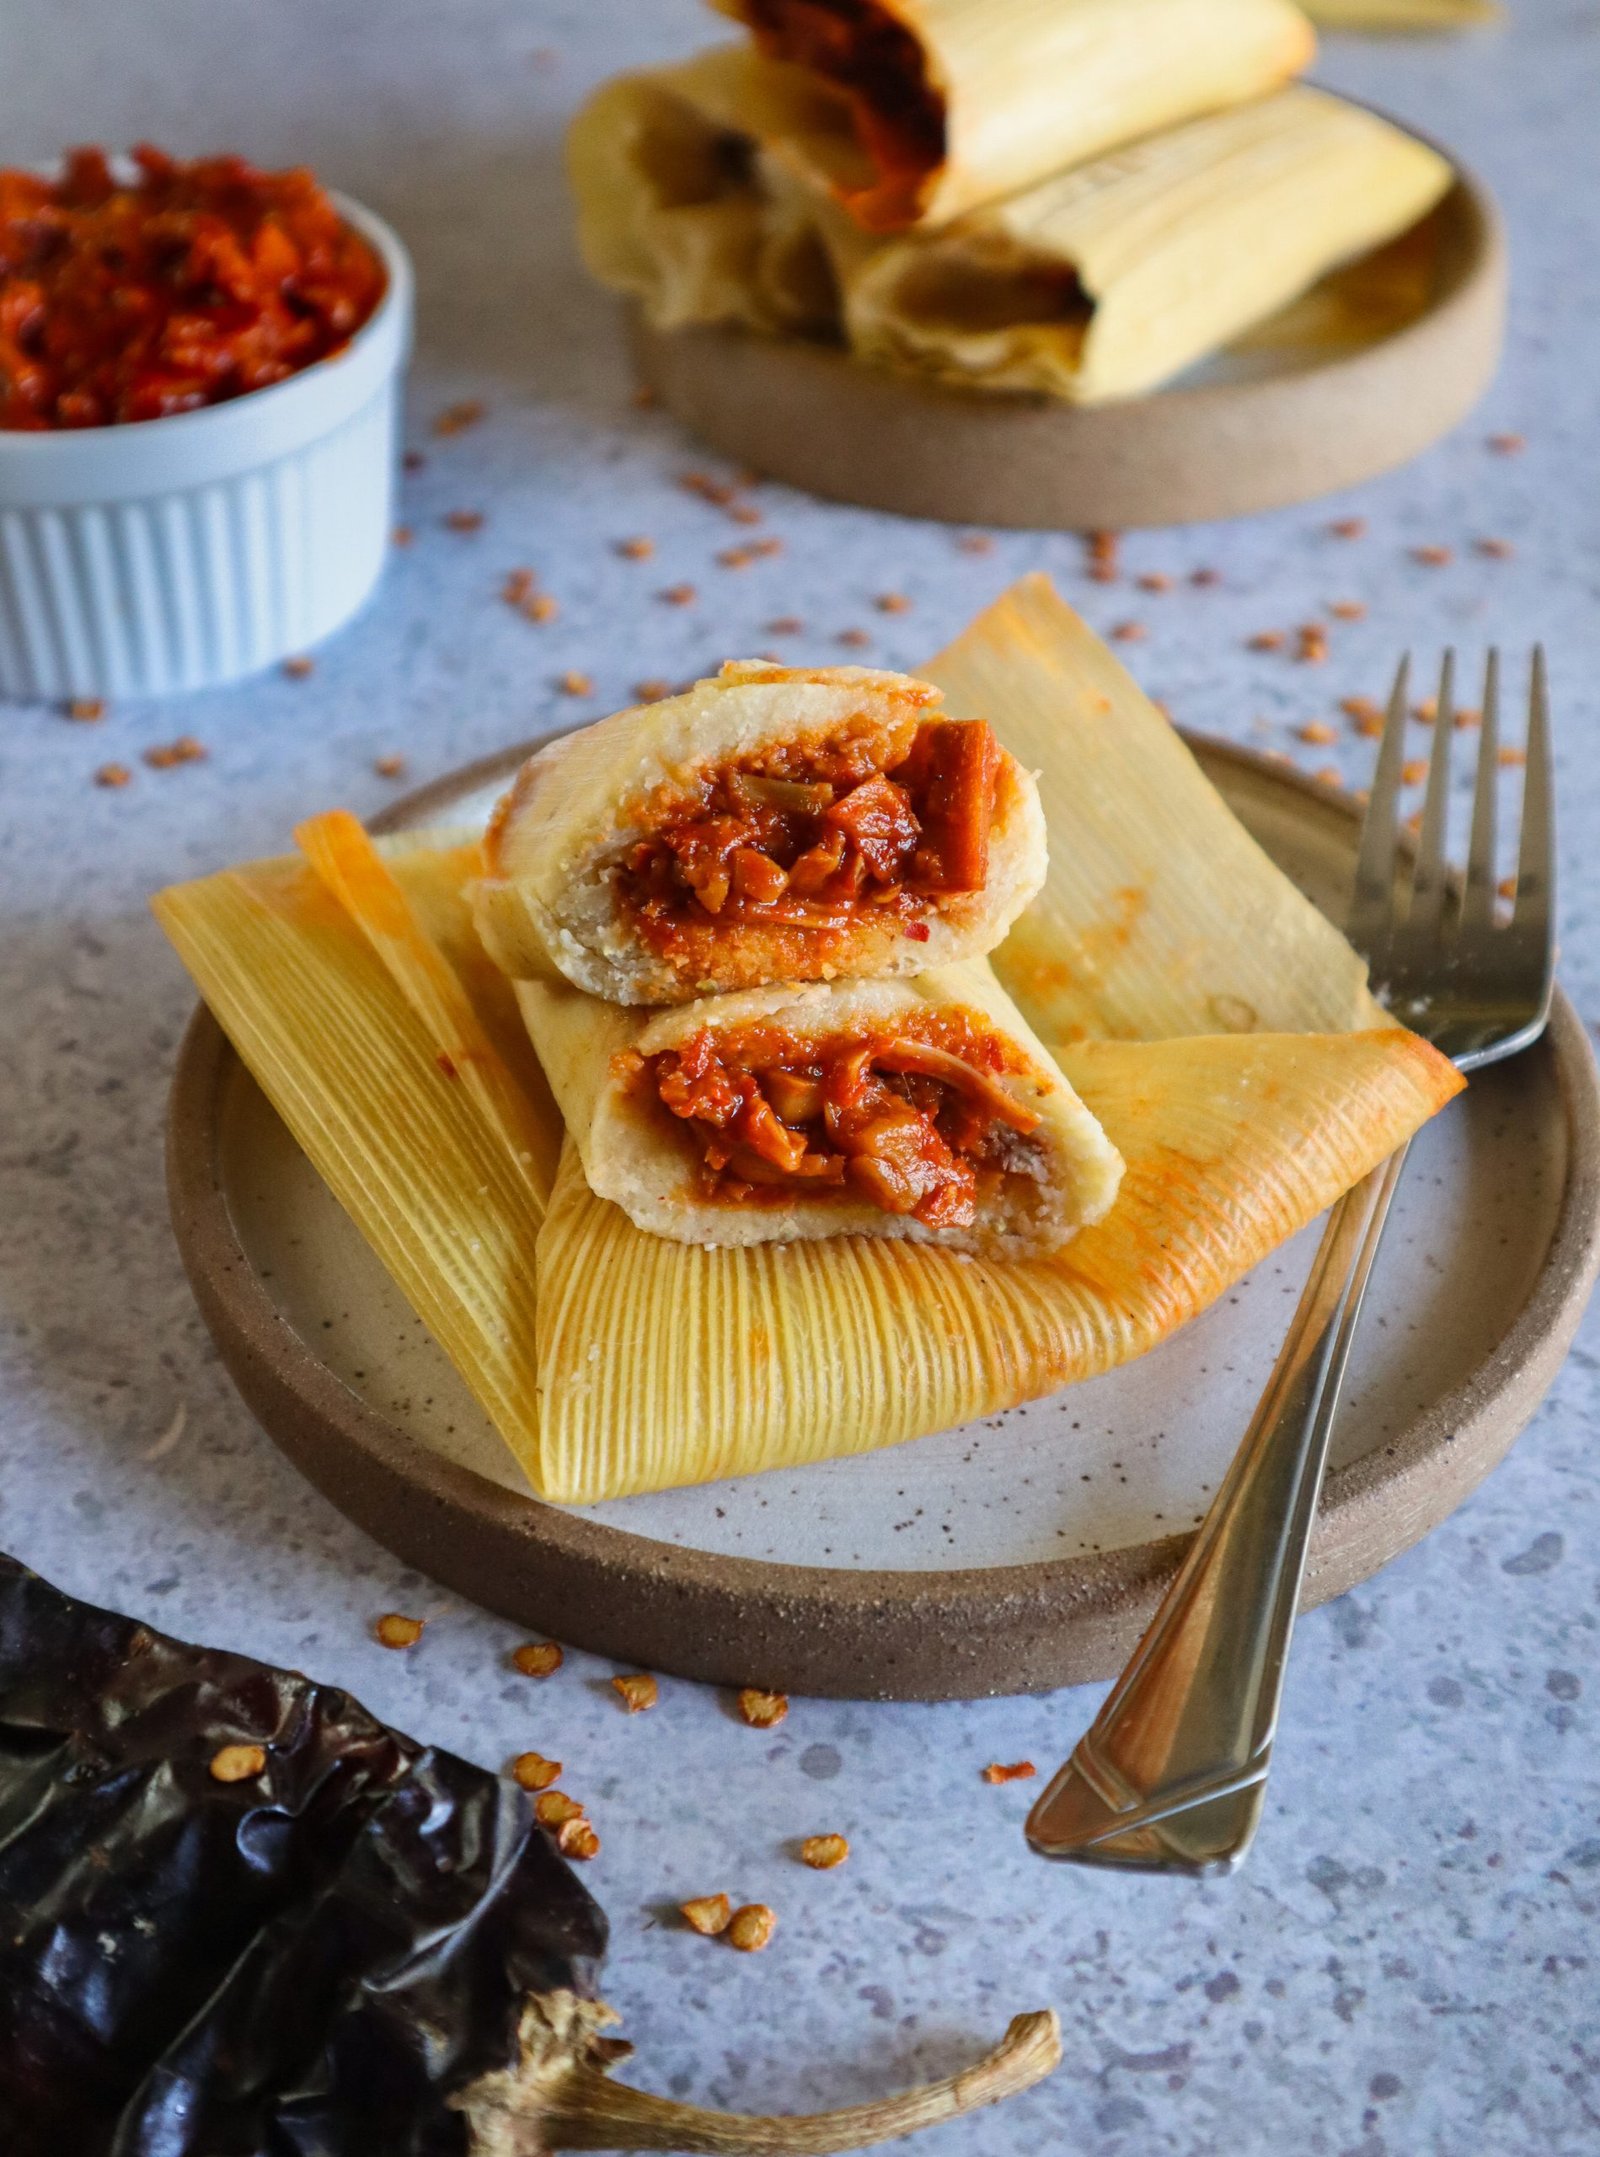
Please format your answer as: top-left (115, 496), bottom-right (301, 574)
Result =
top-left (1026, 650), bottom-right (1555, 1875)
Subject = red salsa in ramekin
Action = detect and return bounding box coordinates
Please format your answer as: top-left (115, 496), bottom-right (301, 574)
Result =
top-left (0, 144), bottom-right (386, 430)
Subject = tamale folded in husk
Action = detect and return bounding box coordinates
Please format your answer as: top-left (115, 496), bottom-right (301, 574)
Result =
top-left (517, 960), bottom-right (1124, 1256)
top-left (923, 573), bottom-right (1388, 1042)
top-left (567, 45), bottom-right (864, 336)
top-left (711, 0), bottom-right (1316, 232)
top-left (473, 660), bottom-right (1046, 1005)
top-left (535, 1027), bottom-right (1460, 1500)
top-left (153, 833), bottom-right (559, 1485)
top-left (844, 86), bottom-right (1454, 402)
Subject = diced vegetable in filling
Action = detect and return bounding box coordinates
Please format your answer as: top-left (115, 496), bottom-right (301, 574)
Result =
top-left (643, 1018), bottom-right (1045, 1230)
top-left (616, 717), bottom-right (1001, 970)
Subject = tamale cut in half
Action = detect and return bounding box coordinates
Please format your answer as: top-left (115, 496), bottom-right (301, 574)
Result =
top-left (472, 661), bottom-right (1047, 1005)
top-left (711, 0), bottom-right (1317, 232)
top-left (845, 85), bottom-right (1455, 402)
top-left (517, 960), bottom-right (1124, 1256)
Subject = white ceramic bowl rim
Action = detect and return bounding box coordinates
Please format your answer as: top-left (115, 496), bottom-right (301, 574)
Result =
top-left (0, 190), bottom-right (413, 506)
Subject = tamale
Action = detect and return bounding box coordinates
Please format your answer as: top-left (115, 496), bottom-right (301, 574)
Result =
top-left (711, 0), bottom-right (1316, 231)
top-left (845, 87), bottom-right (1454, 402)
top-left (473, 660), bottom-right (1047, 1005)
top-left (517, 960), bottom-right (1124, 1257)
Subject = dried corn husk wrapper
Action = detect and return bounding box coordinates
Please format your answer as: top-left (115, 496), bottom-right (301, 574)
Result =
top-left (711, 0), bottom-right (1316, 232)
top-left (846, 87), bottom-right (1453, 403)
top-left (1306, 0), bottom-right (1500, 27)
top-left (567, 44), bottom-right (866, 336)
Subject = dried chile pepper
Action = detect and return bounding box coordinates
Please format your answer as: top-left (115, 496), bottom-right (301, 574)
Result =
top-left (0, 1554), bottom-right (1058, 2153)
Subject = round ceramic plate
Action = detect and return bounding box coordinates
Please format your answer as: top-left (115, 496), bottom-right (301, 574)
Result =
top-left (167, 739), bottom-right (1600, 1700)
top-left (631, 165), bottom-right (1505, 531)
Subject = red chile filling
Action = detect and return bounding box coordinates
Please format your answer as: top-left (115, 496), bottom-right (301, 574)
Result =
top-left (641, 1017), bottom-right (1045, 1231)
top-left (735, 0), bottom-right (945, 229)
top-left (616, 717), bottom-right (1000, 974)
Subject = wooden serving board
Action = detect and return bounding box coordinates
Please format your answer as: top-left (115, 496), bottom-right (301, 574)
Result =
top-left (631, 167), bottom-right (1505, 531)
top-left (165, 741), bottom-right (1600, 1700)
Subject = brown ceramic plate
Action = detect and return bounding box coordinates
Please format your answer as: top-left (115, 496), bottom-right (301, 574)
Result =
top-left (166, 738), bottom-right (1600, 1700)
top-left (632, 163), bottom-right (1505, 531)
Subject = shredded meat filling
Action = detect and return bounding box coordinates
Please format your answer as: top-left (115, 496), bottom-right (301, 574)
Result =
top-left (646, 1021), bottom-right (1045, 1230)
top-left (617, 717), bottom-right (1001, 966)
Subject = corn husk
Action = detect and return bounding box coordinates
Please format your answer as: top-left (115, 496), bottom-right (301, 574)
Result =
top-left (153, 834), bottom-right (560, 1484)
top-left (566, 45), bottom-right (864, 336)
top-left (712, 0), bottom-right (1316, 232)
top-left (1306, 0), bottom-right (1500, 27)
top-left (924, 574), bottom-right (1388, 1043)
top-left (535, 1027), bottom-right (1460, 1500)
top-left (845, 86), bottom-right (1453, 402)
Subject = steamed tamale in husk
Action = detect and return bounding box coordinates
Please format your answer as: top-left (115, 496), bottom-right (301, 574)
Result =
top-left (846, 87), bottom-right (1453, 402)
top-left (472, 660), bottom-right (1046, 1005)
top-left (709, 0), bottom-right (1316, 231)
top-left (517, 960), bottom-right (1124, 1257)
top-left (155, 581), bottom-right (1464, 1503)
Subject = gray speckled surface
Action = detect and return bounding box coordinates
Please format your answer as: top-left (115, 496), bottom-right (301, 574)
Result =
top-left (3, 4), bottom-right (1599, 2151)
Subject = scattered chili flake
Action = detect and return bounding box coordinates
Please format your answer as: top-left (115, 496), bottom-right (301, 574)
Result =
top-left (1110, 621), bottom-right (1146, 643)
top-left (0, 147), bottom-right (385, 429)
top-left (1248, 631), bottom-right (1285, 652)
top-left (799, 1834), bottom-right (849, 1870)
top-left (512, 1641), bottom-right (564, 1678)
top-left (534, 1790), bottom-right (585, 1828)
top-left (738, 1687), bottom-right (788, 1729)
top-left (1341, 697), bottom-right (1383, 738)
top-left (1401, 757), bottom-right (1429, 785)
top-left (374, 753), bottom-right (408, 779)
top-left (612, 1673), bottom-right (659, 1714)
top-left (1328, 600), bottom-right (1366, 622)
top-left (511, 1751), bottom-right (561, 1791)
top-left (1488, 432), bottom-right (1525, 455)
top-left (1297, 721), bottom-right (1337, 746)
top-left (282, 654), bottom-right (315, 679)
top-left (444, 509), bottom-right (485, 534)
top-left (521, 593), bottom-right (560, 623)
top-left (143, 734), bottom-right (207, 769)
top-left (1475, 537), bottom-right (1515, 559)
top-left (433, 399), bottom-right (485, 437)
top-left (766, 616), bottom-right (803, 634)
top-left (373, 1613), bottom-right (425, 1650)
top-left (1086, 530), bottom-right (1119, 568)
top-left (208, 1742), bottom-right (268, 1784)
top-left (906, 920), bottom-right (930, 942)
top-left (982, 1761), bottom-right (1037, 1784)
top-left (717, 546), bottom-right (755, 571)
top-left (1453, 706), bottom-right (1482, 730)
top-left (1497, 873), bottom-right (1518, 898)
top-left (403, 449), bottom-right (426, 473)
top-left (94, 762), bottom-right (132, 788)
top-left (1136, 572), bottom-right (1173, 594)
top-left (1329, 517), bottom-right (1367, 540)
top-left (957, 532), bottom-right (994, 554)
top-left (681, 1893), bottom-right (733, 1935)
top-left (557, 1818), bottom-right (600, 1861)
top-left (727, 500), bottom-right (765, 527)
top-left (1497, 744), bottom-right (1527, 768)
top-left (726, 1904), bottom-right (777, 1953)
top-left (875, 591), bottom-right (911, 614)
top-left (1411, 545), bottom-right (1452, 568)
top-left (658, 583), bottom-right (696, 606)
top-left (679, 471), bottom-right (736, 507)
top-left (558, 670), bottom-right (594, 696)
top-left (615, 536), bottom-right (655, 560)
top-left (633, 678), bottom-right (672, 703)
top-left (1295, 624), bottom-right (1329, 664)
top-left (502, 568), bottom-right (536, 603)
top-left (1403, 808), bottom-right (1423, 835)
top-left (837, 627), bottom-right (871, 648)
top-left (392, 525), bottom-right (414, 547)
top-left (65, 697), bottom-right (106, 720)
top-left (1190, 567), bottom-right (1221, 587)
top-left (1313, 765), bottom-right (1343, 788)
top-left (1413, 697), bottom-right (1438, 725)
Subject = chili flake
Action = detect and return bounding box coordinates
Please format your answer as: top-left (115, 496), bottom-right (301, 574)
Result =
top-left (433, 399), bottom-right (485, 436)
top-left (799, 1834), bottom-right (849, 1870)
top-left (443, 509), bottom-right (485, 534)
top-left (1475, 537), bottom-right (1514, 559)
top-left (512, 1641), bottom-right (563, 1678)
top-left (511, 1751), bottom-right (562, 1791)
top-left (0, 145), bottom-right (384, 430)
top-left (282, 655), bottom-right (315, 679)
top-left (615, 536), bottom-right (655, 560)
top-left (837, 628), bottom-right (871, 648)
top-left (726, 1903), bottom-right (777, 1952)
top-left (612, 1673), bottom-right (658, 1714)
top-left (1329, 600), bottom-right (1366, 622)
top-left (957, 532), bottom-right (994, 554)
top-left (1248, 631), bottom-right (1285, 653)
top-left (94, 762), bottom-right (132, 788)
top-left (1497, 745), bottom-right (1527, 768)
top-left (1488, 433), bottom-right (1525, 455)
top-left (557, 1818), bottom-right (600, 1861)
top-left (982, 1761), bottom-right (1036, 1784)
top-left (65, 697), bottom-right (106, 720)
top-left (875, 592), bottom-right (911, 614)
top-left (374, 753), bottom-right (407, 779)
top-left (1110, 621), bottom-right (1146, 643)
top-left (143, 734), bottom-right (206, 769)
top-left (681, 1893), bottom-right (733, 1935)
top-left (373, 1613), bottom-right (424, 1650)
top-left (1297, 721), bottom-right (1337, 746)
top-left (1401, 758), bottom-right (1428, 786)
top-left (209, 1742), bottom-right (268, 1783)
top-left (558, 670), bottom-right (593, 697)
top-left (1411, 545), bottom-right (1453, 568)
top-left (1190, 567), bottom-right (1221, 587)
top-left (738, 1687), bottom-right (788, 1729)
top-left (766, 616), bottom-right (803, 634)
top-left (658, 583), bottom-right (696, 606)
top-left (1295, 625), bottom-right (1328, 664)
top-left (1313, 765), bottom-right (1342, 788)
top-left (633, 678), bottom-right (672, 703)
top-left (1329, 517), bottom-right (1367, 539)
top-left (392, 525), bottom-right (414, 547)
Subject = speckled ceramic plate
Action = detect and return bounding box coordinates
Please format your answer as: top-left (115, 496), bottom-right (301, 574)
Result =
top-left (632, 164), bottom-right (1505, 531)
top-left (166, 739), bottom-right (1600, 1700)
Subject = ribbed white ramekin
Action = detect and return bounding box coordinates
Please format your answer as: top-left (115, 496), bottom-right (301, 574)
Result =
top-left (0, 194), bottom-right (412, 701)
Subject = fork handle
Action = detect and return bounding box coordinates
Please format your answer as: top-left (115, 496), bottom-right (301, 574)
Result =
top-left (1026, 1144), bottom-right (1410, 1874)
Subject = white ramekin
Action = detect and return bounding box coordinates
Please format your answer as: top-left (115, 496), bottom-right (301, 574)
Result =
top-left (0, 193), bottom-right (412, 701)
